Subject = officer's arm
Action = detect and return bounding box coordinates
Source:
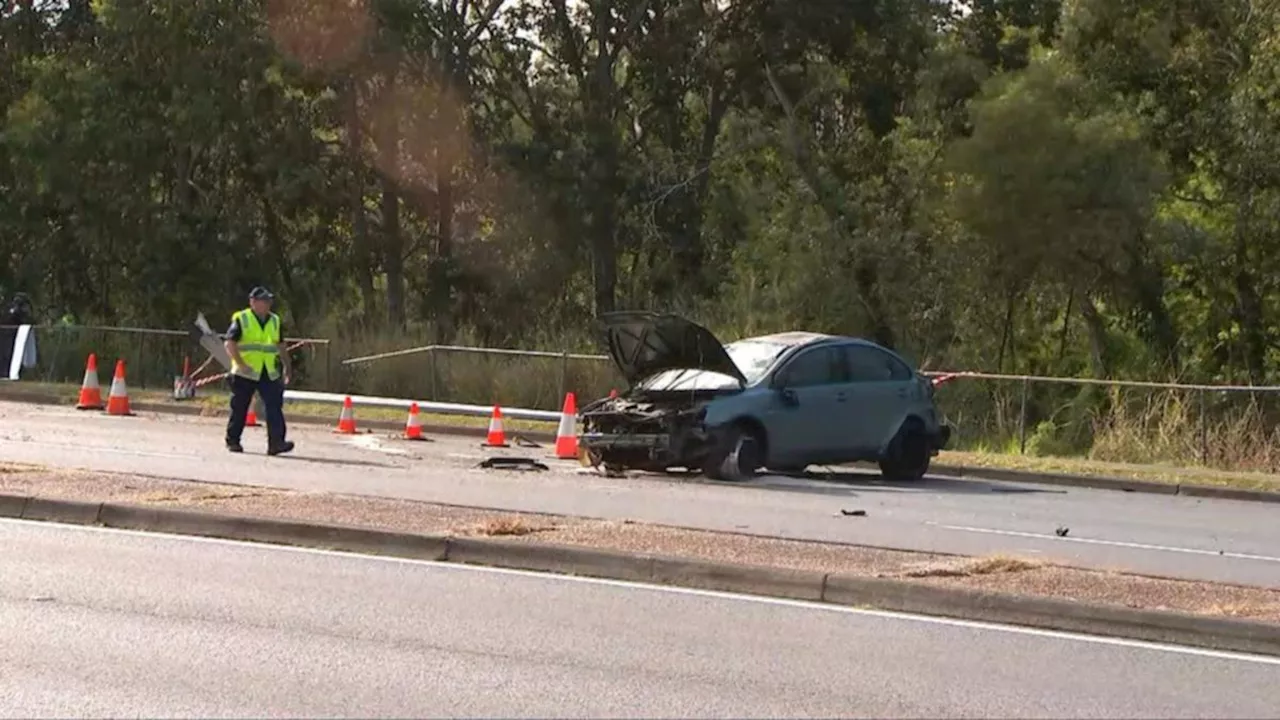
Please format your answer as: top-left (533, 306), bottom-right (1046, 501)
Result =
top-left (224, 321), bottom-right (250, 371)
top-left (277, 325), bottom-right (292, 381)
top-left (278, 340), bottom-right (292, 380)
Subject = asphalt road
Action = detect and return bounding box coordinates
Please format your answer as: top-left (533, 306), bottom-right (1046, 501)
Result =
top-left (3, 518), bottom-right (1278, 719)
top-left (2, 400), bottom-right (1279, 587)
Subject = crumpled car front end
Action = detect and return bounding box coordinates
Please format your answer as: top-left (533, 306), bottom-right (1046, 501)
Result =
top-left (578, 311), bottom-right (751, 473)
top-left (579, 390), bottom-right (725, 472)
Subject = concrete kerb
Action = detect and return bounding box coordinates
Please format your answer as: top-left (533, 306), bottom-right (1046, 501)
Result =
top-left (3, 386), bottom-right (1279, 503)
top-left (3, 491), bottom-right (1279, 658)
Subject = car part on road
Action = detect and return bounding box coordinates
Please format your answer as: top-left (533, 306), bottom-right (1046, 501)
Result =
top-left (579, 311), bottom-right (953, 482)
top-left (478, 457), bottom-right (549, 472)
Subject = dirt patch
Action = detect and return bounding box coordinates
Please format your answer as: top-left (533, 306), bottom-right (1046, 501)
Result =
top-left (469, 516), bottom-right (559, 537)
top-left (3, 467), bottom-right (1280, 623)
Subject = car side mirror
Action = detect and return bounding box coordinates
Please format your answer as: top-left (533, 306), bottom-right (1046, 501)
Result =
top-left (778, 388), bottom-right (799, 406)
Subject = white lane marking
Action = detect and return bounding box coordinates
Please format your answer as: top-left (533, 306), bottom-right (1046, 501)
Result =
top-left (4, 439), bottom-right (195, 460)
top-left (935, 523), bottom-right (1280, 564)
top-left (3, 518), bottom-right (1279, 666)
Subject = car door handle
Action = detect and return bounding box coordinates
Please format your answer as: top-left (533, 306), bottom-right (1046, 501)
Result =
top-left (836, 392), bottom-right (847, 402)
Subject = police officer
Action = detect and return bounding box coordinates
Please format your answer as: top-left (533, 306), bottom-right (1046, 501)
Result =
top-left (224, 286), bottom-right (294, 455)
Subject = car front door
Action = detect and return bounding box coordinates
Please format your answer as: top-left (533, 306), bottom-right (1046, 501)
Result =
top-left (761, 345), bottom-right (849, 467)
top-left (842, 344), bottom-right (917, 453)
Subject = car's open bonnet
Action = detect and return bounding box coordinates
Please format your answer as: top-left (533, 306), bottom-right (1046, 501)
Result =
top-left (596, 311), bottom-right (748, 386)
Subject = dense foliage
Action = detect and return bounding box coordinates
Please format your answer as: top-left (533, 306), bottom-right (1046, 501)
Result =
top-left (5, 0), bottom-right (1280, 469)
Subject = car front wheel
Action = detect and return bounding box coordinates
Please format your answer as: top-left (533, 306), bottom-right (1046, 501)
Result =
top-left (879, 425), bottom-right (931, 481)
top-left (703, 424), bottom-right (763, 482)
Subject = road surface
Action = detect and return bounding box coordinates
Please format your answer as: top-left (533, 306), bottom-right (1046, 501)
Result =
top-left (2, 518), bottom-right (1278, 718)
top-left (2, 400), bottom-right (1279, 587)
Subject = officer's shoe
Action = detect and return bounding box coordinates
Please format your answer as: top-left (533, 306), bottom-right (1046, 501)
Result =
top-left (226, 442), bottom-right (243, 453)
top-left (267, 441), bottom-right (295, 457)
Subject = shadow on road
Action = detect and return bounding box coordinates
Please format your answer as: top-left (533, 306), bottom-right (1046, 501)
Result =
top-left (649, 466), bottom-right (1067, 498)
top-left (274, 455), bottom-right (403, 470)
top-left (801, 468), bottom-right (1065, 495)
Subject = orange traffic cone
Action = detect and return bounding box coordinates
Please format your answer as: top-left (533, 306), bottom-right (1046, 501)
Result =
top-left (554, 392), bottom-right (579, 459)
top-left (246, 395), bottom-right (261, 427)
top-left (483, 405), bottom-right (508, 447)
top-left (76, 354), bottom-right (105, 410)
top-left (105, 360), bottom-right (134, 416)
top-left (404, 402), bottom-right (427, 440)
top-left (334, 396), bottom-right (357, 434)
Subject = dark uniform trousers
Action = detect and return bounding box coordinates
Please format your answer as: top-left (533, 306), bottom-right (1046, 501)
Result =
top-left (226, 367), bottom-right (288, 447)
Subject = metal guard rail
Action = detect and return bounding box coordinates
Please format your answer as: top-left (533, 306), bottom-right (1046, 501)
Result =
top-left (283, 390), bottom-right (563, 423)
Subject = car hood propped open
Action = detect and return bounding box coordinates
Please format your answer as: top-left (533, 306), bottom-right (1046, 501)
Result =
top-left (596, 311), bottom-right (748, 387)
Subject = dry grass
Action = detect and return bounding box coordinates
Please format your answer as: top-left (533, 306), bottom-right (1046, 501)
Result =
top-left (938, 450), bottom-right (1280, 491)
top-left (0, 463), bottom-right (43, 474)
top-left (900, 554), bottom-right (1045, 579)
top-left (936, 380), bottom-right (1280, 483)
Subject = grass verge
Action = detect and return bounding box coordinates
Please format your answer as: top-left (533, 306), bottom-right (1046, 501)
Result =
top-left (3, 466), bottom-right (1279, 623)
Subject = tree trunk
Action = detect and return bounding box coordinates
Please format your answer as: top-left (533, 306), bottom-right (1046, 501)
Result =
top-left (344, 80), bottom-right (375, 326)
top-left (430, 174), bottom-right (455, 342)
top-left (1233, 199), bottom-right (1266, 384)
top-left (1078, 294), bottom-right (1110, 378)
top-left (381, 178), bottom-right (404, 329)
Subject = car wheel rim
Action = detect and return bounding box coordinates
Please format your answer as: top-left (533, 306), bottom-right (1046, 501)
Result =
top-left (725, 434), bottom-right (757, 478)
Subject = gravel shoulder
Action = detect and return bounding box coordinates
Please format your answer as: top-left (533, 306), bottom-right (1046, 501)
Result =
top-left (3, 461), bottom-right (1279, 623)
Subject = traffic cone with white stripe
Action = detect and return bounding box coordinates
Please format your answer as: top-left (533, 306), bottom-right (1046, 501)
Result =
top-left (334, 396), bottom-right (357, 434)
top-left (105, 360), bottom-right (134, 416)
top-left (554, 392), bottom-right (578, 459)
top-left (76, 354), bottom-right (105, 410)
top-left (246, 395), bottom-right (261, 427)
top-left (483, 405), bottom-right (508, 447)
top-left (404, 402), bottom-right (428, 440)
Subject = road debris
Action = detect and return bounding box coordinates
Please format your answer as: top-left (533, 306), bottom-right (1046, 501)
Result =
top-left (477, 456), bottom-right (549, 472)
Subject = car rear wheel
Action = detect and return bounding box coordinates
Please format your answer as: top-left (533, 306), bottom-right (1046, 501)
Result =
top-left (879, 425), bottom-right (931, 481)
top-left (703, 424), bottom-right (763, 482)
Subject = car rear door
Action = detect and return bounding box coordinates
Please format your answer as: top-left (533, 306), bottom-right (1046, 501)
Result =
top-left (761, 344), bottom-right (850, 465)
top-left (842, 344), bottom-right (918, 453)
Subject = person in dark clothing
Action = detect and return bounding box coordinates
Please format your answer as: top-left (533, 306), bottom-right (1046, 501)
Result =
top-left (0, 293), bottom-right (34, 377)
top-left (224, 286), bottom-right (294, 455)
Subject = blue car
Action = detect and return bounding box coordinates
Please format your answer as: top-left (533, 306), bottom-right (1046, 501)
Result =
top-left (579, 311), bottom-right (952, 481)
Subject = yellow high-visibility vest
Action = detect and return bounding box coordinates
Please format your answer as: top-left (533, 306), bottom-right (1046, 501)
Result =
top-left (231, 308), bottom-right (281, 380)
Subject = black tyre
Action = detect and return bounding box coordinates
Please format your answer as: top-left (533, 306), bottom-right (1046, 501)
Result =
top-left (879, 424), bottom-right (931, 481)
top-left (703, 424), bottom-right (764, 482)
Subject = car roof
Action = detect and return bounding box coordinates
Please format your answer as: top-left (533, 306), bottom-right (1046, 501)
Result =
top-left (734, 331), bottom-right (891, 351)
top-left (734, 331), bottom-right (836, 347)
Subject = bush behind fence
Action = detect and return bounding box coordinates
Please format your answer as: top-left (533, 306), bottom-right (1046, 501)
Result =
top-left (6, 326), bottom-right (334, 392)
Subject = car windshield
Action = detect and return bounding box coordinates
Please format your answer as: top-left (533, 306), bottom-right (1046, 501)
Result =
top-left (634, 339), bottom-right (790, 391)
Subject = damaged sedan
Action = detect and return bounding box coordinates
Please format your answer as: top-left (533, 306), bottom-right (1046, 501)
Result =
top-left (579, 311), bottom-right (952, 481)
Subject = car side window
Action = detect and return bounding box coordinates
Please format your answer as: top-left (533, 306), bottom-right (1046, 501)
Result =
top-left (777, 347), bottom-right (845, 387)
top-left (845, 346), bottom-right (912, 383)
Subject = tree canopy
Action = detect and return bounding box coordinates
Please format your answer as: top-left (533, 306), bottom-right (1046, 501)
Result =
top-left (4, 0), bottom-right (1280, 391)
